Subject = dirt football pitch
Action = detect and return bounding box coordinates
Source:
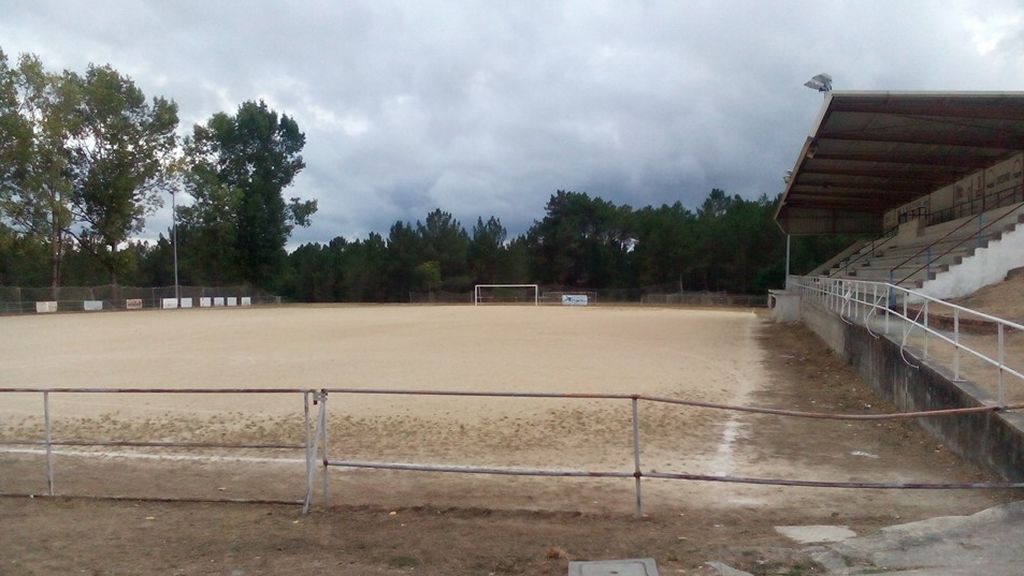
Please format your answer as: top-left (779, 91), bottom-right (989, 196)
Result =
top-left (0, 305), bottom-right (1014, 575)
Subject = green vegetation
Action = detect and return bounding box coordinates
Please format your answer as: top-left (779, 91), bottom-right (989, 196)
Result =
top-left (1, 47), bottom-right (852, 300)
top-left (0, 47), bottom-right (315, 294)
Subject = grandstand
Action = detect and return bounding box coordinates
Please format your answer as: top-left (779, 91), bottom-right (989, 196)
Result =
top-left (778, 92), bottom-right (1024, 297)
top-left (774, 91), bottom-right (1024, 480)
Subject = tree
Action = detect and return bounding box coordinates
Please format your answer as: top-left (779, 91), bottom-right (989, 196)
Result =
top-left (630, 202), bottom-right (697, 287)
top-left (416, 209), bottom-right (470, 290)
top-left (175, 178), bottom-right (242, 285)
top-left (527, 190), bottom-right (632, 287)
top-left (468, 216), bottom-right (507, 284)
top-left (385, 220), bottom-right (421, 300)
top-left (185, 100), bottom-right (314, 289)
top-left (414, 261), bottom-right (442, 293)
top-left (0, 51), bottom-right (77, 293)
top-left (64, 64), bottom-right (178, 284)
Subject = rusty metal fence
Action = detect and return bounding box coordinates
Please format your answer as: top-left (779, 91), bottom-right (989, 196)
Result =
top-left (2, 387), bottom-right (1024, 516)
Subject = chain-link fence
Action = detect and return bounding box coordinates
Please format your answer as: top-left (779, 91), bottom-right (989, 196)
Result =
top-left (408, 284), bottom-right (767, 308)
top-left (0, 285), bottom-right (280, 314)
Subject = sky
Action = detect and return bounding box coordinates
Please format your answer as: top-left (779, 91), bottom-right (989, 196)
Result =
top-left (2, 0), bottom-right (1023, 246)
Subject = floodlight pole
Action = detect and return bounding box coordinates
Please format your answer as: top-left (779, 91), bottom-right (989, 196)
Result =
top-left (171, 187), bottom-right (180, 305)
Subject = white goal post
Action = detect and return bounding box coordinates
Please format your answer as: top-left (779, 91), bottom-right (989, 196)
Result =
top-left (473, 284), bottom-right (539, 306)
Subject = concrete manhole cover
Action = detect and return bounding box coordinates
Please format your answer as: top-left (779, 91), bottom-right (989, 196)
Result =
top-left (567, 558), bottom-right (659, 575)
top-left (775, 524), bottom-right (857, 543)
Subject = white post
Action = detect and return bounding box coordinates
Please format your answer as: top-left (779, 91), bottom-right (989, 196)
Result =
top-left (884, 285), bottom-right (890, 335)
top-left (631, 398), bottom-right (642, 517)
top-left (998, 325), bottom-right (1005, 406)
top-left (953, 309), bottom-right (961, 381)
top-left (923, 301), bottom-right (929, 359)
top-left (302, 391), bottom-right (314, 514)
top-left (319, 391), bottom-right (329, 505)
top-left (44, 391), bottom-right (54, 496)
top-left (784, 235), bottom-right (791, 290)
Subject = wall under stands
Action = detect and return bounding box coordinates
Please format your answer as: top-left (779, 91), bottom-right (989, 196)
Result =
top-left (799, 297), bottom-right (1024, 481)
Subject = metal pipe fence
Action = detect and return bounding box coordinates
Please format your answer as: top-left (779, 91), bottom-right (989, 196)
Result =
top-left (3, 386), bottom-right (1024, 517)
top-left (788, 275), bottom-right (1024, 405)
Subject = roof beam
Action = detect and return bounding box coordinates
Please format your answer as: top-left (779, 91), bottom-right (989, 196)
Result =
top-left (810, 151), bottom-right (997, 169)
top-left (788, 192), bottom-right (912, 202)
top-left (799, 165), bottom-right (962, 183)
top-left (792, 178), bottom-right (932, 193)
top-left (783, 199), bottom-right (890, 212)
top-left (816, 131), bottom-right (1023, 150)
top-left (790, 184), bottom-right (923, 197)
top-left (829, 98), bottom-right (1024, 122)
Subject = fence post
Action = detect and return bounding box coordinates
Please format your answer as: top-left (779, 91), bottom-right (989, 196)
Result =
top-left (923, 301), bottom-right (929, 359)
top-left (302, 391), bottom-right (314, 514)
top-left (903, 297), bottom-right (909, 343)
top-left (953, 310), bottom-right (961, 381)
top-left (43, 391), bottom-right (54, 496)
top-left (884, 285), bottom-right (890, 335)
top-left (319, 390), bottom-right (330, 505)
top-left (998, 325), bottom-right (1005, 406)
top-left (631, 397), bottom-right (643, 517)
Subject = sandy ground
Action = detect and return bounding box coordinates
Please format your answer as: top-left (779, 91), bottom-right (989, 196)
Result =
top-left (0, 306), bottom-right (1017, 574)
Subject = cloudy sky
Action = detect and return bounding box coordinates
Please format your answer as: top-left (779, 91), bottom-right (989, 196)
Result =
top-left (2, 0), bottom-right (1023, 246)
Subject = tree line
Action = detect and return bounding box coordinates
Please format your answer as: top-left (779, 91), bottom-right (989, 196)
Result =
top-left (280, 189), bottom-right (850, 302)
top-left (0, 48), bottom-right (316, 295)
top-left (1, 48), bottom-right (851, 301)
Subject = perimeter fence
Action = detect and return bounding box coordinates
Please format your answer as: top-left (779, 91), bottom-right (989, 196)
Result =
top-left (0, 284), bottom-right (279, 314)
top-left (409, 284), bottom-right (766, 307)
top-left (2, 386), bottom-right (1022, 516)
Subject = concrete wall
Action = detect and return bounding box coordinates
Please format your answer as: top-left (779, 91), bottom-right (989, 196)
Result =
top-left (800, 297), bottom-right (1024, 481)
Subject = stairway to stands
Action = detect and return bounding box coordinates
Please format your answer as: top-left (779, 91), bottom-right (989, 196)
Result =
top-left (825, 202), bottom-right (1024, 294)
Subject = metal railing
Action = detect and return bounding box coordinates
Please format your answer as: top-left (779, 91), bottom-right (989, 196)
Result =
top-left (927, 183), bottom-right (1024, 226)
top-left (828, 230), bottom-right (897, 278)
top-left (3, 385), bottom-right (1024, 517)
top-left (789, 275), bottom-right (1024, 404)
top-left (891, 201), bottom-right (1024, 286)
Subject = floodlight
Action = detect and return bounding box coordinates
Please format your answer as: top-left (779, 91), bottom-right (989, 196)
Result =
top-left (804, 73), bottom-right (833, 93)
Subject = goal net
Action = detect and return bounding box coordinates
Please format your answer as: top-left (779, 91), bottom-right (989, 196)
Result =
top-left (473, 284), bottom-right (539, 306)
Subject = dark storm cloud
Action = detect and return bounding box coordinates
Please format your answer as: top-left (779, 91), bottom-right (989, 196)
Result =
top-left (2, 0), bottom-right (1022, 245)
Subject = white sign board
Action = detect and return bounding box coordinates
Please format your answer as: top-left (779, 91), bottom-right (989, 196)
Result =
top-left (126, 298), bottom-right (143, 310)
top-left (213, 297), bottom-right (225, 307)
top-left (561, 294), bottom-right (589, 306)
top-left (240, 297), bottom-right (252, 306)
top-left (35, 301), bottom-right (58, 313)
top-left (83, 300), bottom-right (103, 311)
top-left (161, 298), bottom-right (178, 309)
top-left (180, 298), bottom-right (193, 308)
top-left (226, 297), bottom-right (238, 307)
top-left (199, 297), bottom-right (212, 308)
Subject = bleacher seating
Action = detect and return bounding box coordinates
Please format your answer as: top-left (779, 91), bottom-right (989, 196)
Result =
top-left (826, 202), bottom-right (1024, 288)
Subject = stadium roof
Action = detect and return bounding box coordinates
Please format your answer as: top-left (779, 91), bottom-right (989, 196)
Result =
top-left (775, 91), bottom-right (1024, 235)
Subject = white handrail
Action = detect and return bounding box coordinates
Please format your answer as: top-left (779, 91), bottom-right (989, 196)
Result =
top-left (789, 275), bottom-right (1022, 403)
top-left (796, 276), bottom-right (1024, 332)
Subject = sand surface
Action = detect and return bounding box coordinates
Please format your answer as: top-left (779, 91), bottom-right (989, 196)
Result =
top-left (0, 306), bottom-right (1006, 518)
top-left (0, 305), bottom-right (757, 418)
